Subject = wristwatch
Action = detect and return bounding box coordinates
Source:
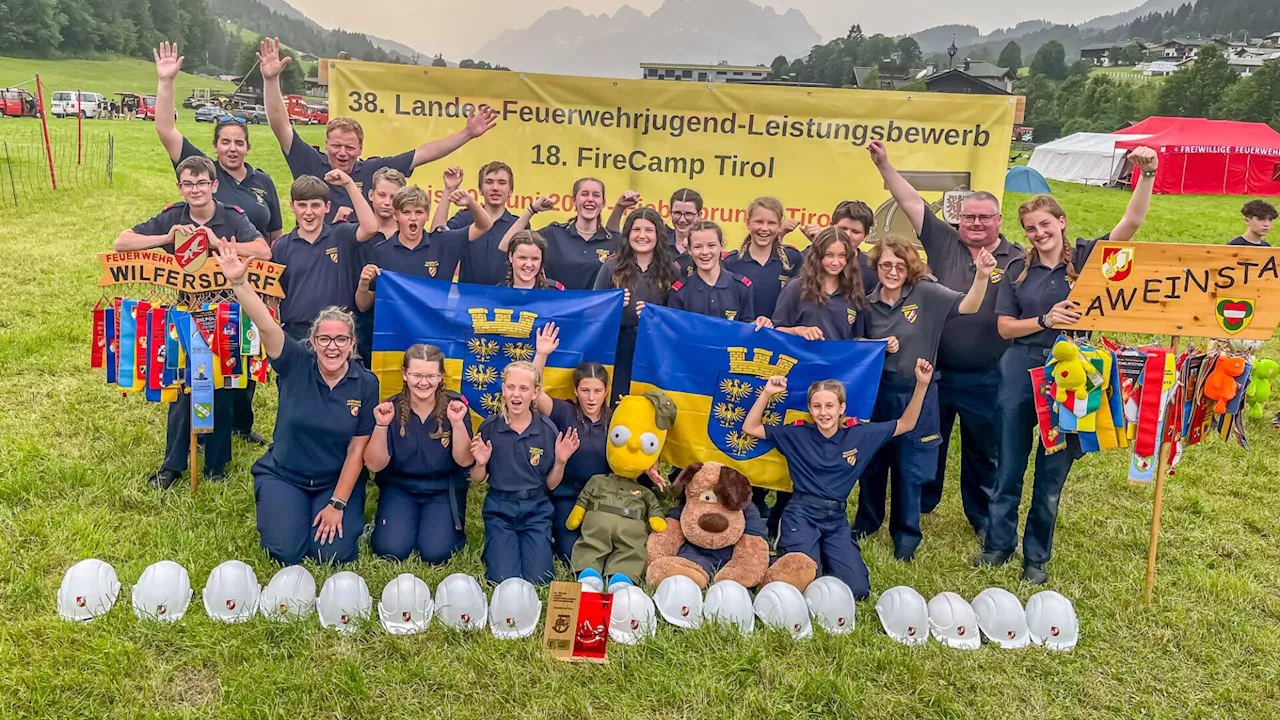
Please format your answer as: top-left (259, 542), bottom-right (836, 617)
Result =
top-left (1037, 314), bottom-right (1050, 330)
top-left (329, 497), bottom-right (347, 511)
top-left (1141, 169), bottom-right (1157, 180)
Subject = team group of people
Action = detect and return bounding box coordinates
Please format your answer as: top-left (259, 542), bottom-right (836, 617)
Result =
top-left (115, 37), bottom-right (1197, 593)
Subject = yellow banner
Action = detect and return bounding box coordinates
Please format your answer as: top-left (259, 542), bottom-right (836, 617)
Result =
top-left (330, 62), bottom-right (1016, 236)
top-left (98, 250), bottom-right (286, 298)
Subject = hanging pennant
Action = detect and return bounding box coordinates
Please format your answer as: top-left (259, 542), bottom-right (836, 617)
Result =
top-left (188, 315), bottom-right (215, 435)
top-left (1030, 366), bottom-right (1064, 454)
top-left (105, 304), bottom-right (118, 386)
top-left (218, 304), bottom-right (243, 377)
top-left (146, 306), bottom-right (166, 401)
top-left (118, 300), bottom-right (139, 392)
top-left (91, 299), bottom-right (106, 369)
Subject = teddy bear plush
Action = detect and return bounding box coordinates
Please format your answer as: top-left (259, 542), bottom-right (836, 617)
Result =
top-left (646, 461), bottom-right (817, 591)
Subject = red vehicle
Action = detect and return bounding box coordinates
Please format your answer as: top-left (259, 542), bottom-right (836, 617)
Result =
top-left (139, 94), bottom-right (158, 121)
top-left (0, 87), bottom-right (41, 118)
top-left (309, 102), bottom-right (329, 125)
top-left (284, 95), bottom-right (319, 124)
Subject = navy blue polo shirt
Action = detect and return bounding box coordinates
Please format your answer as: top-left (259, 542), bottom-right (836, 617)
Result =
top-left (477, 413), bottom-right (559, 493)
top-left (271, 222), bottom-right (363, 340)
top-left (449, 208), bottom-right (519, 285)
top-left (865, 279), bottom-right (963, 378)
top-left (259, 335), bottom-right (379, 487)
top-left (773, 280), bottom-right (867, 341)
top-left (283, 129), bottom-right (415, 223)
top-left (547, 398), bottom-right (609, 499)
top-left (766, 420), bottom-right (897, 500)
top-left (996, 238), bottom-right (1096, 350)
top-left (723, 246), bottom-right (803, 318)
top-left (1228, 236), bottom-right (1271, 247)
top-left (365, 228), bottom-right (470, 288)
top-left (131, 200), bottom-right (264, 253)
top-left (667, 269), bottom-right (755, 322)
top-left (917, 212), bottom-right (1024, 372)
top-left (178, 137), bottom-right (283, 236)
top-left (539, 220), bottom-right (619, 291)
top-left (594, 256), bottom-right (674, 328)
top-left (378, 392), bottom-right (473, 492)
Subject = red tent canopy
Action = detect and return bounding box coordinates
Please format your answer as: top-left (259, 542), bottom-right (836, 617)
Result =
top-left (1114, 117), bottom-right (1280, 195)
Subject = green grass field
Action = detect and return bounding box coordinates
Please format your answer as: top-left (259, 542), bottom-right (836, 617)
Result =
top-left (1, 112), bottom-right (1279, 719)
top-left (0, 55), bottom-right (235, 103)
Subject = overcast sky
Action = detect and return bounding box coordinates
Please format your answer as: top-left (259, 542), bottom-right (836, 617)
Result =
top-left (290, 0), bottom-right (1142, 62)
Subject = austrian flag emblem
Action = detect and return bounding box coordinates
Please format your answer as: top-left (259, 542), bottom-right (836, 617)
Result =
top-left (1215, 298), bottom-right (1255, 335)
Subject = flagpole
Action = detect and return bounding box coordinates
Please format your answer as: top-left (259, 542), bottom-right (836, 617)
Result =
top-left (1143, 334), bottom-right (1180, 603)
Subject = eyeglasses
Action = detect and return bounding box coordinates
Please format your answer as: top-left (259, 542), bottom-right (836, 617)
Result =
top-left (671, 211), bottom-right (699, 219)
top-left (178, 180), bottom-right (214, 191)
top-left (218, 115), bottom-right (247, 124)
top-left (407, 372), bottom-right (442, 383)
top-left (959, 214), bottom-right (999, 224)
top-left (877, 262), bottom-right (908, 274)
top-left (314, 335), bottom-right (352, 348)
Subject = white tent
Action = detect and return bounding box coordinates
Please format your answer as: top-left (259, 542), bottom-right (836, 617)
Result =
top-left (1027, 132), bottom-right (1152, 186)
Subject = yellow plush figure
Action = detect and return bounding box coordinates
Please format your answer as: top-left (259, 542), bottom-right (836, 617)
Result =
top-left (1051, 341), bottom-right (1088, 403)
top-left (566, 390), bottom-right (677, 587)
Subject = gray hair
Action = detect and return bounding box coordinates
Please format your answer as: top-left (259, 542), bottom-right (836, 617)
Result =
top-left (307, 306), bottom-right (359, 359)
top-left (962, 191), bottom-right (1001, 214)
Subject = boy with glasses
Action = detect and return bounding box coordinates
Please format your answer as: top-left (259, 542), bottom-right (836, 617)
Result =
top-left (114, 156), bottom-right (272, 488)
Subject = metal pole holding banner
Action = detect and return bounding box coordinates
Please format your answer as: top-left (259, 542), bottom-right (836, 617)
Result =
top-left (77, 88), bottom-right (83, 165)
top-left (4, 142), bottom-right (16, 208)
top-left (1143, 335), bottom-right (1180, 604)
top-left (34, 75), bottom-right (56, 189)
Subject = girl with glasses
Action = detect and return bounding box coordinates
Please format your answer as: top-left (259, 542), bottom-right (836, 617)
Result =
top-left (853, 236), bottom-right (995, 562)
top-left (214, 241), bottom-right (380, 567)
top-left (365, 344), bottom-right (477, 564)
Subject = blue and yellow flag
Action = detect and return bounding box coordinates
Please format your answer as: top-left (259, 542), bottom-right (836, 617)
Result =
top-left (371, 273), bottom-right (624, 419)
top-left (633, 306), bottom-right (886, 491)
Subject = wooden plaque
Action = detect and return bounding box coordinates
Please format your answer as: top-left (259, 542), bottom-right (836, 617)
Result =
top-left (1068, 241), bottom-right (1280, 340)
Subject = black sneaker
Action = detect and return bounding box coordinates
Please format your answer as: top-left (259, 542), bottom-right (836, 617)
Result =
top-left (972, 550), bottom-right (1012, 568)
top-left (205, 468), bottom-right (229, 483)
top-left (1022, 562), bottom-right (1048, 585)
top-left (235, 431), bottom-right (268, 446)
top-left (893, 546), bottom-right (916, 563)
top-left (148, 469), bottom-right (179, 490)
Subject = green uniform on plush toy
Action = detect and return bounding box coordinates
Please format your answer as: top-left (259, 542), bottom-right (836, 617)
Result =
top-left (1246, 359), bottom-right (1279, 419)
top-left (569, 390), bottom-right (675, 591)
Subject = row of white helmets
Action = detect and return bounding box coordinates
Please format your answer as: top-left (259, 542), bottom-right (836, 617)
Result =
top-left (58, 559), bottom-right (1077, 650)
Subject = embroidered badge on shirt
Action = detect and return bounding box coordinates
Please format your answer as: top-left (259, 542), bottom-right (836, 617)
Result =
top-left (347, 399), bottom-right (362, 417)
top-left (596, 249), bottom-right (610, 262)
top-left (529, 447), bottom-right (544, 466)
top-left (440, 431), bottom-right (451, 448)
top-left (425, 260), bottom-right (439, 277)
top-left (903, 303), bottom-right (919, 324)
top-left (326, 247), bottom-right (339, 264)
top-left (725, 310), bottom-right (738, 321)
top-left (847, 308), bottom-right (857, 325)
top-left (990, 268), bottom-right (1005, 284)
top-left (843, 448), bottom-right (857, 467)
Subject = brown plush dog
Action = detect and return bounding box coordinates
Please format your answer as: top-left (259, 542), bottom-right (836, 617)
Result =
top-left (646, 461), bottom-right (817, 591)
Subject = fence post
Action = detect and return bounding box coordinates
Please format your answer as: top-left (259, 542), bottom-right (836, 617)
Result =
top-left (4, 142), bottom-right (16, 208)
top-left (34, 75), bottom-right (56, 190)
top-left (108, 134), bottom-right (114, 185)
top-left (77, 88), bottom-right (83, 165)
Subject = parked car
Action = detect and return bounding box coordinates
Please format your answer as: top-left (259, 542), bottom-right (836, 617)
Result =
top-left (0, 88), bottom-right (41, 118)
top-left (51, 91), bottom-right (106, 119)
top-left (241, 104), bottom-right (268, 124)
top-left (194, 105), bottom-right (224, 123)
top-left (309, 103), bottom-right (328, 125)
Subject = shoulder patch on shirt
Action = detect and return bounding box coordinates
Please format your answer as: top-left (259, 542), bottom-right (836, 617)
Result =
top-left (163, 202), bottom-right (185, 211)
top-left (672, 280), bottom-right (684, 291)
top-left (792, 419), bottom-right (806, 426)
top-left (844, 417), bottom-right (859, 427)
top-left (553, 281), bottom-right (564, 291)
top-left (739, 275), bottom-right (752, 287)
top-left (231, 205), bottom-right (246, 214)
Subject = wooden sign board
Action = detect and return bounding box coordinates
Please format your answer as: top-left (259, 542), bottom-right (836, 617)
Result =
top-left (1068, 242), bottom-right (1280, 340)
top-left (98, 250), bottom-right (286, 299)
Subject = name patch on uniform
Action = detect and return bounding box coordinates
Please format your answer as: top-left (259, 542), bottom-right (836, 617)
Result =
top-left (425, 260), bottom-right (439, 277)
top-left (902, 304), bottom-right (919, 324)
top-left (990, 268), bottom-right (1005, 284)
top-left (529, 447), bottom-right (544, 466)
top-left (847, 308), bottom-right (857, 325)
top-left (843, 448), bottom-right (858, 467)
top-left (346, 399), bottom-right (362, 417)
top-left (725, 310), bottom-right (737, 321)
top-left (919, 434), bottom-right (940, 443)
top-left (326, 247), bottom-right (339, 264)
top-left (440, 430), bottom-right (451, 448)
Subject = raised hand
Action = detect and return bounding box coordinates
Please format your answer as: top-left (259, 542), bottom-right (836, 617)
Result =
top-left (154, 42), bottom-right (184, 80)
top-left (975, 248), bottom-right (997, 277)
top-left (555, 427), bottom-right (580, 463)
top-left (446, 399), bottom-right (469, 424)
top-left (616, 190), bottom-right (640, 209)
top-left (323, 169), bottom-right (353, 187)
top-left (1129, 146), bottom-right (1159, 173)
top-left (867, 140), bottom-right (889, 168)
top-left (531, 196), bottom-right (556, 214)
top-left (465, 105), bottom-right (497, 138)
top-left (373, 401), bottom-right (395, 426)
top-left (470, 435), bottom-right (493, 466)
top-left (763, 375), bottom-right (788, 396)
top-left (257, 37), bottom-right (291, 80)
top-left (448, 189), bottom-right (473, 207)
top-left (443, 166), bottom-right (464, 192)
top-left (358, 264), bottom-right (380, 290)
top-left (914, 358), bottom-right (934, 385)
top-left (535, 322), bottom-right (561, 357)
top-left (781, 217), bottom-right (799, 235)
top-left (214, 239), bottom-right (248, 284)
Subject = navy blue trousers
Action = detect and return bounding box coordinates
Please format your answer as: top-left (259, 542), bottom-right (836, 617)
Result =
top-left (854, 377), bottom-right (941, 559)
top-left (925, 367), bottom-right (1000, 535)
top-left (779, 494), bottom-right (870, 599)
top-left (372, 482), bottom-right (468, 564)
top-left (986, 345), bottom-right (1082, 565)
top-left (252, 464), bottom-right (367, 565)
top-left (232, 381), bottom-right (256, 435)
top-left (550, 494), bottom-right (582, 563)
top-left (163, 388), bottom-right (236, 474)
top-left (482, 489), bottom-right (555, 585)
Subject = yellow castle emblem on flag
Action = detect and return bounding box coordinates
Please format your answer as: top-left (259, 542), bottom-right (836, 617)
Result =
top-left (713, 347), bottom-right (798, 459)
top-left (464, 308), bottom-right (540, 416)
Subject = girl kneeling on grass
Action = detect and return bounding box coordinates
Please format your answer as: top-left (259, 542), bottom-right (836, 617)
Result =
top-left (364, 345), bottom-right (475, 564)
top-left (214, 241), bottom-right (379, 566)
top-left (470, 362), bottom-right (580, 584)
top-left (744, 360), bottom-right (933, 599)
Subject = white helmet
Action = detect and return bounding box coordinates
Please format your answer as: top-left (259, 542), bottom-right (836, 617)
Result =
top-left (377, 573), bottom-right (433, 635)
top-left (875, 586), bottom-right (929, 646)
top-left (972, 588), bottom-right (1031, 649)
top-left (1025, 591), bottom-right (1079, 652)
top-left (57, 559), bottom-right (121, 622)
top-left (803, 577), bottom-right (856, 635)
top-left (654, 575), bottom-right (703, 629)
top-left (489, 577), bottom-right (542, 639)
top-left (927, 592), bottom-right (980, 650)
top-left (131, 560), bottom-right (192, 622)
top-left (259, 565), bottom-right (317, 621)
top-left (317, 571), bottom-right (372, 634)
top-left (609, 585), bottom-right (657, 645)
top-left (435, 573), bottom-right (487, 631)
top-left (201, 560), bottom-right (260, 623)
top-left (754, 582), bottom-right (812, 640)
top-left (704, 580), bottom-right (755, 634)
